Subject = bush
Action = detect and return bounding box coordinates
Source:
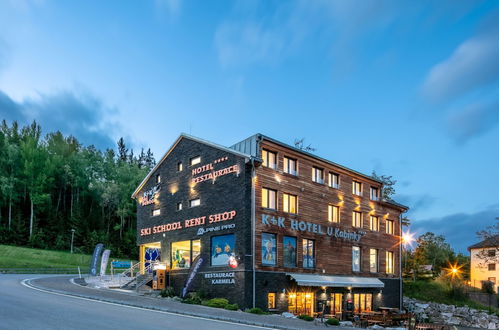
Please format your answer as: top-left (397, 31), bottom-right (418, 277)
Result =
top-left (182, 292), bottom-right (203, 305)
top-left (297, 314), bottom-right (314, 321)
top-left (203, 298), bottom-right (229, 308)
top-left (482, 281), bottom-right (495, 294)
top-left (326, 318), bottom-right (340, 326)
top-left (247, 307), bottom-right (265, 314)
top-left (224, 303), bottom-right (239, 311)
top-left (160, 287), bottom-right (176, 298)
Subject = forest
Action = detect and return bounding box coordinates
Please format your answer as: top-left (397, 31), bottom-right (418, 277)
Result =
top-left (0, 120), bottom-right (155, 259)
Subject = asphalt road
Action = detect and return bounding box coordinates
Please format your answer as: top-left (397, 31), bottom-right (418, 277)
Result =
top-left (0, 274), bottom-right (270, 330)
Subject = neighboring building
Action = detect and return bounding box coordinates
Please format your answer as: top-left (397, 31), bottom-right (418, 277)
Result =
top-left (468, 235), bottom-right (499, 292)
top-left (132, 133), bottom-right (408, 317)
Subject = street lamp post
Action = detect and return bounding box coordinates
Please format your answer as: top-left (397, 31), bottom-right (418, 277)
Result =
top-left (70, 229), bottom-right (76, 254)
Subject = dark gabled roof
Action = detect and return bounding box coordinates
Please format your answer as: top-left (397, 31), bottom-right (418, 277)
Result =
top-left (131, 133), bottom-right (252, 198)
top-left (468, 235), bottom-right (499, 250)
top-left (231, 133), bottom-right (409, 211)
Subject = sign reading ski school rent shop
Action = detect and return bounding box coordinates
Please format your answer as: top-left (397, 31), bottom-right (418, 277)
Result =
top-left (261, 214), bottom-right (366, 242)
top-left (191, 156), bottom-right (240, 184)
top-left (140, 210), bottom-right (237, 236)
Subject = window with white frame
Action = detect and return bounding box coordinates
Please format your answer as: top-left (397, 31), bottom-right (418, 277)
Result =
top-left (283, 193), bottom-right (297, 214)
top-left (328, 172), bottom-right (340, 189)
top-left (152, 208), bottom-right (161, 216)
top-left (283, 156), bottom-right (297, 175)
top-left (369, 216), bottom-right (380, 231)
top-left (352, 211), bottom-right (362, 228)
top-left (312, 167), bottom-right (324, 184)
top-left (262, 149), bottom-right (277, 169)
top-left (370, 187), bottom-right (380, 201)
top-left (352, 181), bottom-right (362, 196)
top-left (190, 156), bottom-right (201, 166)
top-left (189, 198), bottom-right (200, 207)
top-left (386, 219), bottom-right (394, 235)
top-left (328, 205), bottom-right (340, 223)
top-left (262, 188), bottom-right (277, 209)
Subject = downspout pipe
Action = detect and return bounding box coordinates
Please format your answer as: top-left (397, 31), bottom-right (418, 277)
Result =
top-left (250, 158), bottom-right (257, 308)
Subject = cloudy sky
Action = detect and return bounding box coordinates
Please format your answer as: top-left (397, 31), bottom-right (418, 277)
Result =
top-left (0, 0), bottom-right (498, 252)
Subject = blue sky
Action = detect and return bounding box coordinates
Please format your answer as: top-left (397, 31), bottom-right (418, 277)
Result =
top-left (0, 0), bottom-right (498, 253)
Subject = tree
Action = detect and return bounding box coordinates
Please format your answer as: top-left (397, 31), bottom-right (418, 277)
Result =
top-left (371, 171), bottom-right (397, 200)
top-left (473, 216), bottom-right (499, 265)
top-left (413, 232), bottom-right (453, 276)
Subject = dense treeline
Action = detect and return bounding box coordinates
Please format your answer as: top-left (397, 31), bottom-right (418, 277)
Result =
top-left (0, 120), bottom-right (155, 259)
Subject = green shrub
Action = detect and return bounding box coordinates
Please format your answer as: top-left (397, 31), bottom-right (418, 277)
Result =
top-left (247, 307), bottom-right (265, 314)
top-left (160, 287), bottom-right (176, 298)
top-left (224, 303), bottom-right (239, 311)
top-left (297, 314), bottom-right (314, 321)
top-left (182, 292), bottom-right (203, 305)
top-left (204, 298), bottom-right (229, 308)
top-left (482, 281), bottom-right (495, 294)
top-left (326, 318), bottom-right (340, 325)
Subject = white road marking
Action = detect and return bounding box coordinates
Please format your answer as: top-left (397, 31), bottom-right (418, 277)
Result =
top-left (21, 278), bottom-right (272, 329)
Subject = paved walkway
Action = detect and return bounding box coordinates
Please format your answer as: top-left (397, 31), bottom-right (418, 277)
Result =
top-left (28, 275), bottom-right (350, 330)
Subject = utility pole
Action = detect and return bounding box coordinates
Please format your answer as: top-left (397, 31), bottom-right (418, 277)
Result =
top-left (70, 229), bottom-right (76, 254)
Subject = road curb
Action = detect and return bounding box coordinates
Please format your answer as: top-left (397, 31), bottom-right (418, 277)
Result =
top-left (25, 276), bottom-right (319, 330)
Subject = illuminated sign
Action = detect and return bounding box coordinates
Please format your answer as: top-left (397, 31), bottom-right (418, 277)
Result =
top-left (141, 184), bottom-right (160, 206)
top-left (261, 214), bottom-right (366, 242)
top-left (140, 210), bottom-right (237, 236)
top-left (191, 157), bottom-right (240, 184)
top-left (197, 223), bottom-right (235, 236)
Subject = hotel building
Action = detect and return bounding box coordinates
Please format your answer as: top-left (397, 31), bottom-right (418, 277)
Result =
top-left (132, 133), bottom-right (408, 317)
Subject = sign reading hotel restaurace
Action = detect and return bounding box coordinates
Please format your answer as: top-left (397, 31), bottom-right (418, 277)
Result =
top-left (191, 156), bottom-right (240, 184)
top-left (261, 214), bottom-right (366, 242)
top-left (140, 210), bottom-right (237, 236)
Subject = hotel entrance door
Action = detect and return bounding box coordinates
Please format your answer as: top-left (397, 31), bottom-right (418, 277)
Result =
top-left (330, 293), bottom-right (343, 318)
top-left (288, 292), bottom-right (315, 316)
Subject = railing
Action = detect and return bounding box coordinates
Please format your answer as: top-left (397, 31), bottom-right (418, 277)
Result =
top-left (120, 261), bottom-right (141, 278)
top-left (0, 267), bottom-right (89, 274)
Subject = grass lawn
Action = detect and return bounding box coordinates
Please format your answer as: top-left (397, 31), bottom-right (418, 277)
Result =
top-left (404, 279), bottom-right (497, 313)
top-left (0, 245), bottom-right (134, 271)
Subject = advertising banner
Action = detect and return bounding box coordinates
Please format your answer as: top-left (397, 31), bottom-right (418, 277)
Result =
top-left (182, 254), bottom-right (204, 298)
top-left (89, 243), bottom-right (104, 276)
top-left (100, 249), bottom-right (111, 276)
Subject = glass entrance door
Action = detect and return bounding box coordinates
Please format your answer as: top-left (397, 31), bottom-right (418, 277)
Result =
top-left (330, 293), bottom-right (343, 316)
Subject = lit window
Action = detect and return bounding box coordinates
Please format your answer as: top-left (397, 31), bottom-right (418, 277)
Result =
top-left (386, 251), bottom-right (394, 274)
top-left (267, 293), bottom-right (276, 309)
top-left (370, 187), bottom-right (379, 201)
top-left (303, 239), bottom-right (315, 268)
top-left (328, 205), bottom-right (340, 223)
top-left (262, 188), bottom-right (277, 209)
top-left (312, 167), bottom-right (324, 184)
top-left (171, 239), bottom-right (201, 269)
top-left (353, 293), bottom-right (372, 313)
top-left (190, 156), bottom-right (201, 166)
top-left (156, 174), bottom-right (161, 184)
top-left (352, 211), bottom-right (362, 228)
top-left (328, 173), bottom-right (340, 189)
top-left (283, 193), bottom-right (297, 214)
top-left (386, 220), bottom-right (394, 235)
top-left (352, 181), bottom-right (362, 196)
top-left (370, 249), bottom-right (378, 273)
top-left (176, 202), bottom-right (182, 211)
top-left (352, 246), bottom-right (361, 272)
top-left (152, 208), bottom-right (161, 216)
top-left (177, 162), bottom-right (183, 171)
top-left (189, 198), bottom-right (200, 207)
top-left (283, 156), bottom-right (297, 175)
top-left (262, 149), bottom-right (277, 169)
top-left (369, 216), bottom-right (379, 231)
top-left (489, 264), bottom-right (496, 271)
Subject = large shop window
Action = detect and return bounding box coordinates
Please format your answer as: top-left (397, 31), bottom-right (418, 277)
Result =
top-left (283, 236), bottom-right (297, 267)
top-left (283, 193), bottom-right (297, 214)
top-left (288, 292), bottom-right (314, 316)
top-left (262, 149), bottom-right (277, 169)
top-left (261, 233), bottom-right (277, 266)
top-left (171, 239), bottom-right (201, 270)
top-left (386, 251), bottom-right (394, 274)
top-left (262, 188), bottom-right (277, 209)
top-left (302, 239), bottom-right (315, 268)
top-left (283, 156), bottom-right (297, 175)
top-left (369, 249), bottom-right (378, 273)
top-left (353, 293), bottom-right (372, 313)
top-left (352, 246), bottom-right (361, 272)
top-left (211, 234), bottom-right (235, 267)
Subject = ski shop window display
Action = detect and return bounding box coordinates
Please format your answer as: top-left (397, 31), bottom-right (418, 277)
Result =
top-left (171, 239), bottom-right (201, 269)
top-left (211, 234), bottom-right (235, 266)
top-left (261, 233), bottom-right (277, 266)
